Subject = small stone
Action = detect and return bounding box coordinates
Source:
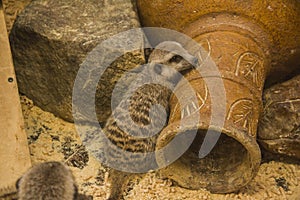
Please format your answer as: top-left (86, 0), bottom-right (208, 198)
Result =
top-left (258, 74), bottom-right (300, 159)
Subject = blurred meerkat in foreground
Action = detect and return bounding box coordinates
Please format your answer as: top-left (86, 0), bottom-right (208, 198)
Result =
top-left (0, 162), bottom-right (92, 200)
top-left (98, 41), bottom-right (198, 200)
top-left (16, 161), bottom-right (78, 200)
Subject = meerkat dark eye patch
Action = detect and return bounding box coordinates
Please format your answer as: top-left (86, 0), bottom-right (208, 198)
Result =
top-left (154, 64), bottom-right (162, 74)
top-left (169, 55), bottom-right (183, 63)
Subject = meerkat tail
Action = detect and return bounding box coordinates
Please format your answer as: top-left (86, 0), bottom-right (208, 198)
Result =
top-left (107, 169), bottom-right (130, 200)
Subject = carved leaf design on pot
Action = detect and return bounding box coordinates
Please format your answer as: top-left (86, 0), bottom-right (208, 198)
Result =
top-left (227, 99), bottom-right (255, 137)
top-left (180, 84), bottom-right (208, 119)
top-left (235, 52), bottom-right (263, 87)
top-left (197, 38), bottom-right (211, 69)
top-left (170, 83), bottom-right (208, 120)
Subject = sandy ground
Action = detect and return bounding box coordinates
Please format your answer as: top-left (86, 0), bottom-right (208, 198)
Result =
top-left (20, 95), bottom-right (300, 200)
top-left (2, 0), bottom-right (31, 33)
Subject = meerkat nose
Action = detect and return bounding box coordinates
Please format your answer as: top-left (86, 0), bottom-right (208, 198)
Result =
top-left (183, 54), bottom-right (198, 67)
top-left (192, 57), bottom-right (199, 67)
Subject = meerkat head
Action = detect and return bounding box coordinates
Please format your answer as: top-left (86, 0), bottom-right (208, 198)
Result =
top-left (148, 41), bottom-right (198, 84)
top-left (16, 162), bottom-right (78, 200)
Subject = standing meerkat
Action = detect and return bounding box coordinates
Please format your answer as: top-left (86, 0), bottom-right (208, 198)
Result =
top-left (94, 41), bottom-right (198, 200)
top-left (16, 161), bottom-right (78, 200)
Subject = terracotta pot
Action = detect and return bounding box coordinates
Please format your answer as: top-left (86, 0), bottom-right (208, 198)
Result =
top-left (137, 0), bottom-right (300, 86)
top-left (137, 0), bottom-right (299, 193)
top-left (155, 27), bottom-right (265, 193)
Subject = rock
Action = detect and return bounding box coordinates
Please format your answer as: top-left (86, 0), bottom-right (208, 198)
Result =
top-left (9, 0), bottom-right (145, 123)
top-left (258, 74), bottom-right (300, 159)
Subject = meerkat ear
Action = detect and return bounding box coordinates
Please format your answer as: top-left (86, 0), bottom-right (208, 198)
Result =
top-left (144, 48), bottom-right (153, 63)
top-left (15, 177), bottom-right (22, 190)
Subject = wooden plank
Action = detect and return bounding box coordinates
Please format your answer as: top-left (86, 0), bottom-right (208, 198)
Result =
top-left (0, 0), bottom-right (31, 188)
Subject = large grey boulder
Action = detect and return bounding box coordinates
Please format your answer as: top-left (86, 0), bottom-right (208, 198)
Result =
top-left (10, 0), bottom-right (145, 123)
